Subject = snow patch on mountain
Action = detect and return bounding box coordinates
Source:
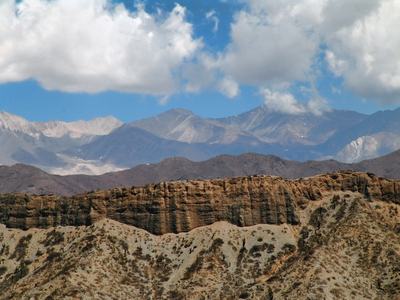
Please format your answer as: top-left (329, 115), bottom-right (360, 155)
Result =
top-left (335, 136), bottom-right (379, 163)
top-left (335, 132), bottom-right (400, 163)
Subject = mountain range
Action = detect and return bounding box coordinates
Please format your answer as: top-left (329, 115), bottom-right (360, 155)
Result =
top-left (2, 106), bottom-right (400, 175)
top-left (2, 106), bottom-right (400, 299)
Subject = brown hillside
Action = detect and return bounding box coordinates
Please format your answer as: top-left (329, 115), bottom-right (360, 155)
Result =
top-left (3, 149), bottom-right (400, 196)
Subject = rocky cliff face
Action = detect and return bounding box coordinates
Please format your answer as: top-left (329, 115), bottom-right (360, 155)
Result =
top-left (1, 170), bottom-right (399, 234)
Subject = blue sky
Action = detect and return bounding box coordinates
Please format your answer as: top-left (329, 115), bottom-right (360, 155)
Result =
top-left (1, 0), bottom-right (400, 123)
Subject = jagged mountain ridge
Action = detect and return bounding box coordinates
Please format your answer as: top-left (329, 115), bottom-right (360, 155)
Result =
top-left (2, 106), bottom-right (400, 175)
top-left (212, 105), bottom-right (367, 145)
top-left (68, 105), bottom-right (400, 168)
top-left (311, 107), bottom-right (400, 160)
top-left (0, 110), bottom-right (122, 139)
top-left (33, 115), bottom-right (123, 138)
top-left (129, 108), bottom-right (256, 144)
top-left (64, 125), bottom-right (214, 167)
top-left (0, 111), bottom-right (124, 174)
top-left (0, 171), bottom-right (399, 299)
top-left (0, 110), bottom-right (40, 138)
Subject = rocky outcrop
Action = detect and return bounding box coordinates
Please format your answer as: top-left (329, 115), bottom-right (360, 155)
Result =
top-left (1, 171), bottom-right (399, 234)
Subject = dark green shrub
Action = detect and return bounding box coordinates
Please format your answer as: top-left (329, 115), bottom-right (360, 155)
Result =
top-left (211, 238), bottom-right (224, 251)
top-left (10, 234), bottom-right (32, 261)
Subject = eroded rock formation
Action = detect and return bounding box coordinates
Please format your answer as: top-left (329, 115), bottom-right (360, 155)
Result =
top-left (1, 170), bottom-right (400, 234)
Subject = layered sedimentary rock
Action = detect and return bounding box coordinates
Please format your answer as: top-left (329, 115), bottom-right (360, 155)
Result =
top-left (0, 170), bottom-right (399, 234)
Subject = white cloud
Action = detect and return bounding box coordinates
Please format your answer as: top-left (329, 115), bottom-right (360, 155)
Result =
top-left (181, 0), bottom-right (326, 113)
top-left (205, 10), bottom-right (215, 19)
top-left (323, 0), bottom-right (400, 104)
top-left (182, 52), bottom-right (216, 94)
top-left (2, 0), bottom-right (400, 108)
top-left (261, 87), bottom-right (330, 116)
top-left (0, 0), bottom-right (202, 95)
top-left (261, 89), bottom-right (307, 115)
top-left (206, 10), bottom-right (219, 33)
top-left (307, 96), bottom-right (330, 116)
top-left (215, 1), bottom-right (320, 86)
top-left (217, 76), bottom-right (239, 98)
top-left (188, 0), bottom-right (400, 108)
top-left (331, 86), bottom-right (341, 94)
top-left (158, 95), bottom-right (170, 105)
top-left (320, 0), bottom-right (380, 35)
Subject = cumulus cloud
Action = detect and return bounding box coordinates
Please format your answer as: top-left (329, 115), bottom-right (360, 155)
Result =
top-left (217, 76), bottom-right (239, 98)
top-left (185, 0), bottom-right (400, 110)
top-left (183, 0), bottom-right (323, 110)
top-left (261, 89), bottom-right (307, 115)
top-left (214, 1), bottom-right (320, 86)
top-left (0, 0), bottom-right (201, 94)
top-left (182, 0), bottom-right (328, 114)
top-left (323, 0), bottom-right (400, 104)
top-left (261, 87), bottom-right (330, 116)
top-left (2, 0), bottom-right (400, 109)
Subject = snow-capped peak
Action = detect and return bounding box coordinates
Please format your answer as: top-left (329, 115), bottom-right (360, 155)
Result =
top-left (33, 116), bottom-right (123, 138)
top-left (0, 110), bottom-right (40, 138)
top-left (335, 136), bottom-right (379, 163)
top-left (0, 110), bottom-right (123, 139)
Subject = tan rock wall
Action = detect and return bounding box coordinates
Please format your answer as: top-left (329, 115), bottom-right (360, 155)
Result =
top-left (1, 171), bottom-right (399, 234)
